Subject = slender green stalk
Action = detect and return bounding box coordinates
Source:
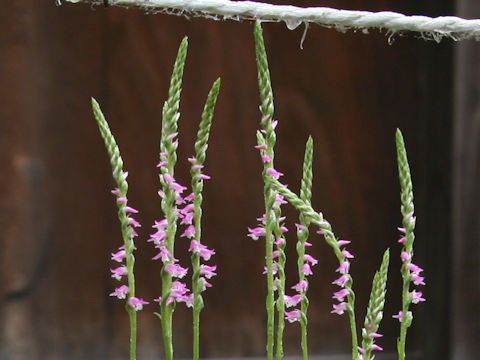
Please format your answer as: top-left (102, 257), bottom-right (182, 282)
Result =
top-left (254, 20), bottom-right (278, 360)
top-left (190, 78), bottom-right (221, 360)
top-left (158, 37), bottom-right (188, 360)
top-left (361, 249), bottom-right (390, 360)
top-left (268, 177), bottom-right (360, 360)
top-left (92, 98), bottom-right (138, 360)
top-left (297, 136), bottom-right (313, 360)
top-left (395, 129), bottom-right (416, 360)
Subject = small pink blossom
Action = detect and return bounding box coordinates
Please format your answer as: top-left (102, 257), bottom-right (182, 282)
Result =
top-left (200, 264), bottom-right (217, 279)
top-left (305, 241), bottom-right (312, 247)
top-left (189, 240), bottom-right (215, 261)
top-left (111, 266), bottom-right (128, 280)
top-left (291, 280), bottom-right (308, 292)
top-left (248, 226), bottom-right (266, 240)
top-left (284, 294), bottom-right (303, 308)
top-left (398, 237), bottom-right (406, 244)
top-left (369, 332), bottom-right (383, 338)
top-left (412, 274), bottom-right (425, 286)
top-left (163, 173), bottom-right (175, 183)
top-left (192, 164), bottom-right (204, 170)
top-left (171, 281), bottom-right (189, 297)
top-left (295, 223), bottom-right (306, 232)
top-left (302, 264), bottom-right (313, 276)
top-left (401, 251), bottom-right (411, 261)
top-left (170, 182), bottom-right (187, 193)
top-left (111, 188), bottom-right (120, 196)
top-left (332, 288), bottom-right (349, 302)
top-left (199, 277), bottom-right (212, 291)
top-left (336, 261), bottom-right (350, 274)
top-left (274, 238), bottom-right (286, 246)
top-left (157, 160), bottom-right (167, 168)
top-left (392, 310), bottom-right (404, 322)
top-left (152, 248), bottom-right (175, 262)
top-left (285, 310), bottom-right (302, 323)
top-left (372, 344), bottom-right (383, 351)
top-left (109, 285), bottom-right (129, 299)
top-left (165, 263), bottom-right (188, 278)
top-left (280, 225), bottom-right (288, 233)
top-left (407, 263), bottom-right (424, 274)
top-left (111, 249), bottom-right (126, 262)
top-left (266, 168), bottom-right (284, 179)
top-left (181, 225), bottom-right (196, 239)
top-left (128, 217), bottom-right (141, 227)
top-left (117, 197), bottom-right (127, 204)
top-left (179, 204), bottom-right (195, 214)
top-left (332, 275), bottom-right (349, 287)
top-left (124, 206), bottom-right (139, 214)
top-left (342, 250), bottom-right (354, 259)
top-left (331, 302), bottom-right (347, 315)
top-left (411, 290), bottom-right (426, 304)
top-left (262, 155), bottom-right (271, 163)
top-left (200, 173), bottom-right (211, 180)
top-left (255, 144), bottom-right (267, 150)
top-left (128, 297), bottom-right (149, 311)
top-left (180, 212), bottom-right (194, 225)
top-left (337, 239), bottom-right (351, 246)
top-left (304, 254), bottom-right (318, 265)
top-left (398, 227), bottom-right (406, 233)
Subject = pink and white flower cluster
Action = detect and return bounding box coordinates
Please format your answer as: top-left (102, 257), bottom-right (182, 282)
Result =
top-left (152, 157), bottom-right (216, 307)
top-left (393, 220), bottom-right (426, 322)
top-left (109, 184), bottom-right (149, 311)
top-left (327, 235), bottom-right (354, 316)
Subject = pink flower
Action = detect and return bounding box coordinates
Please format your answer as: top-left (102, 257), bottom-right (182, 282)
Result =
top-left (183, 192), bottom-right (195, 202)
top-left (111, 188), bottom-right (120, 196)
top-left (369, 332), bottom-right (383, 338)
top-left (111, 266), bottom-right (128, 280)
top-left (398, 237), bottom-right (406, 244)
top-left (180, 212), bottom-right (194, 225)
top-left (181, 225), bottom-right (196, 239)
top-left (401, 251), bottom-right (411, 261)
top-left (109, 285), bottom-right (129, 299)
top-left (199, 277), bottom-right (212, 291)
top-left (262, 155), bottom-right (272, 163)
top-left (255, 144), bottom-right (267, 150)
top-left (248, 226), bottom-right (266, 240)
top-left (332, 275), bottom-right (349, 287)
top-left (398, 227), bottom-right (406, 233)
top-left (157, 160), bottom-right (167, 168)
top-left (152, 248), bottom-right (175, 262)
top-left (163, 173), bottom-right (175, 183)
top-left (200, 264), bottom-right (217, 279)
top-left (337, 239), bottom-right (351, 246)
top-left (117, 197), bottom-right (127, 204)
top-left (153, 219), bottom-right (168, 230)
top-left (332, 288), bottom-right (349, 302)
top-left (302, 264), bottom-right (313, 276)
top-left (274, 238), bottom-right (286, 246)
top-left (124, 206), bottom-right (139, 214)
top-left (412, 274), bottom-right (425, 286)
top-left (411, 290), bottom-right (426, 304)
top-left (392, 310), bottom-right (404, 322)
top-left (284, 294), bottom-right (303, 308)
top-left (407, 263), bottom-right (424, 274)
top-left (291, 280), bottom-right (308, 292)
top-left (179, 203), bottom-right (195, 214)
top-left (331, 302), bottom-right (347, 315)
top-left (266, 168), bottom-right (284, 179)
top-left (189, 240), bottom-right (215, 261)
top-left (165, 263), bottom-right (188, 278)
top-left (336, 261), bottom-right (350, 274)
top-left (171, 281), bottom-right (189, 297)
top-left (285, 310), bottom-right (302, 323)
top-left (128, 297), bottom-right (149, 311)
top-left (295, 223), bottom-right (306, 232)
top-left (111, 249), bottom-right (126, 262)
top-left (342, 250), bottom-right (354, 259)
top-left (372, 344), bottom-right (383, 351)
top-left (170, 182), bottom-right (187, 193)
top-left (304, 254), bottom-right (318, 265)
top-left (358, 347), bottom-right (365, 355)
top-left (128, 217), bottom-right (141, 227)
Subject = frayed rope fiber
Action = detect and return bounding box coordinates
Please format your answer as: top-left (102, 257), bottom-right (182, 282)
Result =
top-left (64, 0), bottom-right (480, 41)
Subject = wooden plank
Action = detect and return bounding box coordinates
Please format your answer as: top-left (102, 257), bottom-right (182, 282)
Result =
top-left (453, 1), bottom-right (480, 359)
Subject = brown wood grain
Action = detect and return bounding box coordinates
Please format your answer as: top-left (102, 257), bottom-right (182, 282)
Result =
top-left (0, 0), bottom-right (455, 359)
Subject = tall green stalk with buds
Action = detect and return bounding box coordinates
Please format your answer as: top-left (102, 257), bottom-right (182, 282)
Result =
top-left (297, 136), bottom-right (313, 360)
top-left (395, 129), bottom-right (425, 360)
top-left (254, 20), bottom-right (280, 360)
top-left (92, 98), bottom-right (140, 360)
top-left (360, 249), bottom-right (390, 360)
top-left (190, 78), bottom-right (221, 360)
top-left (268, 177), bottom-right (360, 360)
top-left (157, 37), bottom-right (188, 360)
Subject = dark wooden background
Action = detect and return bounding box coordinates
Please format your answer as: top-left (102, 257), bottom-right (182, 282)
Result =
top-left (0, 0), bottom-right (476, 359)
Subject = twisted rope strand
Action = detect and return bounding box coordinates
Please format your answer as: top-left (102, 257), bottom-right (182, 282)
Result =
top-left (64, 0), bottom-right (480, 41)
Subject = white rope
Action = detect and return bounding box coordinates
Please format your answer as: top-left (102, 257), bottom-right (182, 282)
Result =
top-left (63, 0), bottom-right (480, 41)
